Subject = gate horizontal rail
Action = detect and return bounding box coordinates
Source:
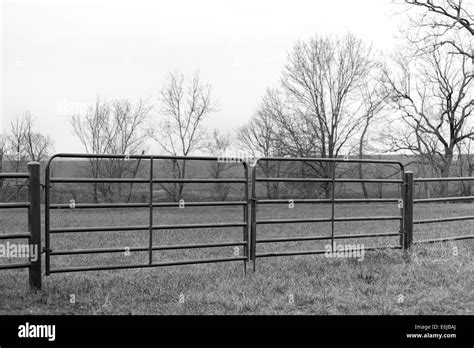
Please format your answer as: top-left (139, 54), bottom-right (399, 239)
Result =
top-left (0, 233), bottom-right (32, 240)
top-left (256, 178), bottom-right (402, 183)
top-left (414, 196), bottom-right (474, 203)
top-left (414, 177), bottom-right (474, 182)
top-left (256, 216), bottom-right (401, 225)
top-left (414, 216), bottom-right (474, 224)
top-left (257, 198), bottom-right (400, 204)
top-left (256, 232), bottom-right (402, 244)
top-left (49, 222), bottom-right (247, 233)
top-left (50, 178), bottom-right (246, 184)
top-left (49, 201), bottom-right (247, 209)
top-left (49, 256), bottom-right (249, 274)
top-left (256, 245), bottom-right (403, 259)
top-left (0, 173), bottom-right (30, 179)
top-left (50, 241), bottom-right (248, 255)
top-left (45, 153), bottom-right (250, 275)
top-left (0, 202), bottom-right (31, 209)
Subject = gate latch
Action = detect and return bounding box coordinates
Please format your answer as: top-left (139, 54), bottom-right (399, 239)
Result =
top-left (40, 184), bottom-right (52, 191)
top-left (41, 247), bottom-right (52, 254)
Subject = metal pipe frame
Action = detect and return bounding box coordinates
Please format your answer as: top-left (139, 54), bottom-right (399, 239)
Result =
top-left (49, 256), bottom-right (248, 274)
top-left (413, 235), bottom-right (474, 244)
top-left (256, 216), bottom-right (401, 225)
top-left (49, 241), bottom-right (248, 256)
top-left (257, 198), bottom-right (400, 204)
top-left (0, 203), bottom-right (30, 209)
top-left (414, 216), bottom-right (474, 224)
top-left (256, 232), bottom-right (401, 244)
top-left (249, 157), bottom-right (405, 270)
top-left (44, 153), bottom-right (250, 275)
top-left (256, 245), bottom-right (402, 259)
top-left (50, 178), bottom-right (246, 184)
top-left (27, 152), bottom-right (474, 277)
top-left (257, 178), bottom-right (402, 183)
top-left (0, 173), bottom-right (30, 179)
top-left (414, 177), bottom-right (474, 182)
top-left (49, 201), bottom-right (247, 209)
top-left (414, 196), bottom-right (474, 203)
top-left (49, 222), bottom-right (247, 234)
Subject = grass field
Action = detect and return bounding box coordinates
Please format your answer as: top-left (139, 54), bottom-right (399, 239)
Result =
top-left (0, 203), bottom-right (473, 315)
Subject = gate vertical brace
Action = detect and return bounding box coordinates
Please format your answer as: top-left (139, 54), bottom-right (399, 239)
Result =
top-left (28, 162), bottom-right (41, 290)
top-left (242, 162), bottom-right (249, 274)
top-left (250, 163), bottom-right (258, 272)
top-left (399, 174), bottom-right (406, 249)
top-left (44, 160), bottom-right (51, 276)
top-left (330, 160), bottom-right (336, 251)
top-left (149, 157), bottom-right (154, 265)
top-left (402, 171), bottom-right (414, 250)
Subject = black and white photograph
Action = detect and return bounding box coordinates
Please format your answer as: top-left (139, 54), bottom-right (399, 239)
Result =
top-left (0, 0), bottom-right (473, 346)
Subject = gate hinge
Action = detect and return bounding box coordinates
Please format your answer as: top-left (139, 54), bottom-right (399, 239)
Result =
top-left (41, 247), bottom-right (52, 254)
top-left (40, 184), bottom-right (52, 191)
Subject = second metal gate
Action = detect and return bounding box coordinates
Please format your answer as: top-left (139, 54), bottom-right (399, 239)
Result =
top-left (249, 157), bottom-right (408, 270)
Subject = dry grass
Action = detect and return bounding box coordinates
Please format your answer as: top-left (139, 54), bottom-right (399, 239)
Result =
top-left (0, 203), bottom-right (473, 315)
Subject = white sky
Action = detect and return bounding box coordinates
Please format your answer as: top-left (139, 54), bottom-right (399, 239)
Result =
top-left (1, 0), bottom-right (403, 153)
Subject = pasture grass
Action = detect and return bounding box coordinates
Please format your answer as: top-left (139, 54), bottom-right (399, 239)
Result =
top-left (0, 203), bottom-right (473, 315)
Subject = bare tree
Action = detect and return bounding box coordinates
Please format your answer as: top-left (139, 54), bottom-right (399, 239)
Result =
top-left (0, 134), bottom-right (5, 192)
top-left (357, 76), bottom-right (388, 198)
top-left (0, 135), bottom-right (12, 202)
top-left (100, 100), bottom-right (151, 202)
top-left (382, 46), bottom-right (473, 195)
top-left (282, 34), bottom-right (376, 161)
top-left (6, 115), bottom-right (27, 174)
top-left (71, 98), bottom-right (111, 203)
top-left (71, 97), bottom-right (151, 202)
top-left (238, 90), bottom-right (280, 159)
top-left (22, 114), bottom-right (53, 162)
top-left (2, 113), bottom-right (53, 200)
top-left (244, 34), bottom-right (377, 198)
top-left (238, 90), bottom-right (285, 198)
top-left (150, 72), bottom-right (218, 201)
top-left (206, 129), bottom-right (234, 200)
top-left (401, 0), bottom-right (473, 60)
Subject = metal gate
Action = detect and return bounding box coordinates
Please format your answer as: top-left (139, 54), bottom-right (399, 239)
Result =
top-left (44, 153), bottom-right (250, 274)
top-left (249, 157), bottom-right (408, 270)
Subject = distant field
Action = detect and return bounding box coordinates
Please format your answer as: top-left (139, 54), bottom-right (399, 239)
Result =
top-left (0, 203), bottom-right (473, 315)
top-left (2, 157), bottom-right (469, 205)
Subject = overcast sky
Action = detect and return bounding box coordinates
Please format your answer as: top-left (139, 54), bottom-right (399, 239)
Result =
top-left (1, 0), bottom-right (403, 153)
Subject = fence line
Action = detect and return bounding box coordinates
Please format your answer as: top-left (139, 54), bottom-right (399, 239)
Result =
top-left (1, 155), bottom-right (474, 287)
top-left (412, 176), bottom-right (474, 244)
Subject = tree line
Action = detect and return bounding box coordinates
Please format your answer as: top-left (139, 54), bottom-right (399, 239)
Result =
top-left (1, 1), bottom-right (472, 202)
